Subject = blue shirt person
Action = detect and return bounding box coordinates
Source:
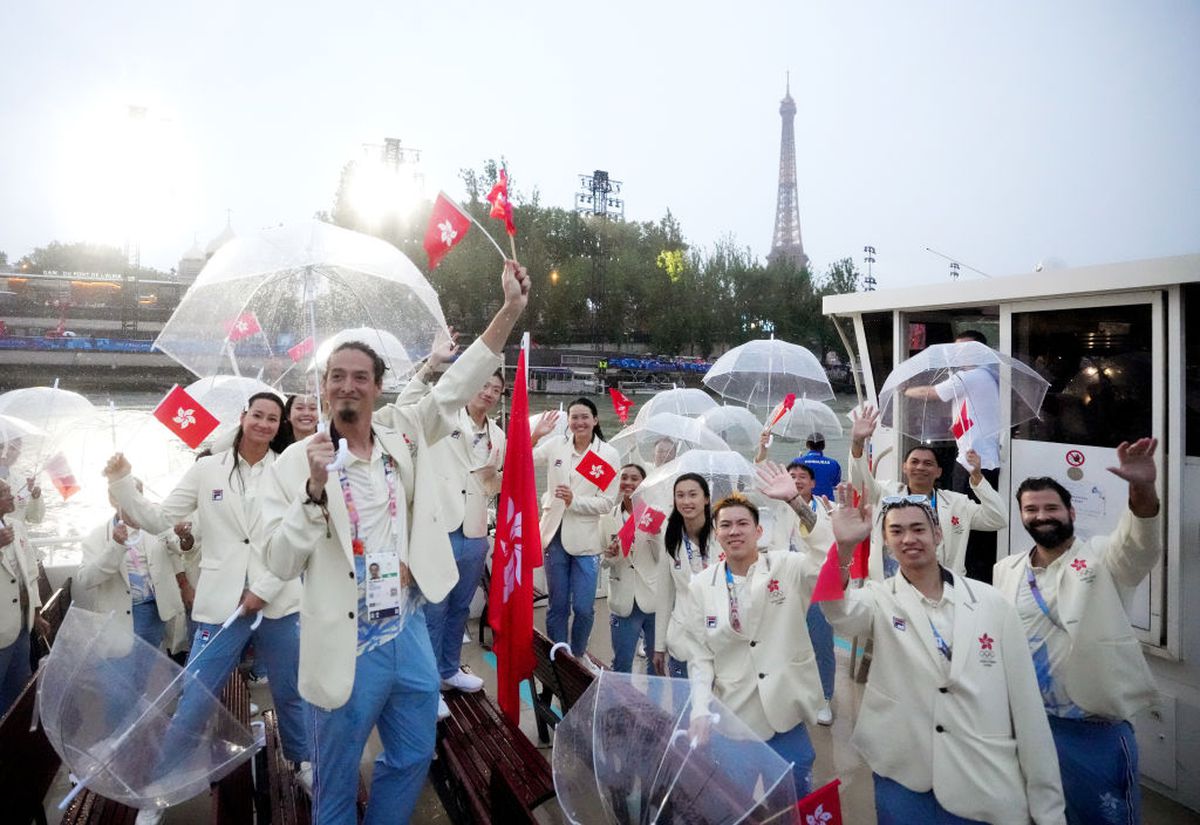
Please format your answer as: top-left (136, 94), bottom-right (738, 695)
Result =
top-left (796, 433), bottom-right (841, 499)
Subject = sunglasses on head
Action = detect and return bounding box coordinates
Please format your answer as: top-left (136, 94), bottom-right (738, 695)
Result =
top-left (879, 494), bottom-right (937, 524)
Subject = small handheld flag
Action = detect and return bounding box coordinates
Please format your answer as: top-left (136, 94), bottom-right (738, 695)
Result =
top-left (608, 387), bottom-right (634, 424)
top-left (224, 311), bottom-right (262, 343)
top-left (575, 449), bottom-right (616, 492)
top-left (423, 192), bottom-right (471, 271)
top-left (153, 385), bottom-right (220, 449)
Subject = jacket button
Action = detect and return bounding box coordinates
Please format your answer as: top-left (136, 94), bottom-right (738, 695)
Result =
top-left (348, 572), bottom-right (355, 579)
top-left (938, 687), bottom-right (949, 694)
top-left (126, 610), bottom-right (132, 615)
top-left (749, 641), bottom-right (757, 647)
top-left (10, 598), bottom-right (16, 604)
top-left (935, 724), bottom-right (945, 733)
top-left (8, 578), bottom-right (14, 584)
top-left (758, 672), bottom-right (765, 679)
top-left (461, 490), bottom-right (467, 495)
top-left (348, 612), bottom-right (355, 619)
top-left (243, 539), bottom-right (250, 544)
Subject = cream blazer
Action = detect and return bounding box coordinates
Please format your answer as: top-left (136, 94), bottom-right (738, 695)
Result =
top-left (599, 506), bottom-right (660, 618)
top-left (993, 510), bottom-right (1160, 722)
top-left (260, 338), bottom-right (501, 709)
top-left (687, 550), bottom-right (825, 739)
top-left (0, 516), bottom-right (40, 648)
top-left (76, 521), bottom-right (186, 631)
top-left (427, 408), bottom-right (505, 539)
top-left (651, 530), bottom-right (714, 658)
top-left (533, 435), bottom-right (620, 555)
top-left (849, 452), bottom-right (1007, 580)
top-left (822, 572), bottom-right (1065, 825)
top-left (109, 450), bottom-right (301, 625)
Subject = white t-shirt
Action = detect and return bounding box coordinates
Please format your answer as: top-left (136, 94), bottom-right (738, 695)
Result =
top-left (934, 368), bottom-right (1001, 470)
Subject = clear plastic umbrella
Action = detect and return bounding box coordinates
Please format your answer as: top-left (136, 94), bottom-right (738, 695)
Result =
top-left (38, 607), bottom-right (256, 810)
top-left (184, 376), bottom-right (281, 429)
top-left (609, 413), bottom-right (728, 467)
top-left (314, 327), bottom-right (415, 392)
top-left (698, 406), bottom-right (763, 458)
top-left (633, 388), bottom-right (718, 425)
top-left (634, 450), bottom-right (759, 516)
top-left (553, 670), bottom-right (797, 824)
top-left (769, 399), bottom-right (844, 442)
top-left (0, 385), bottom-right (96, 423)
top-left (153, 220), bottom-right (447, 396)
top-left (0, 413), bottom-right (46, 462)
top-left (703, 339), bottom-right (834, 408)
top-left (878, 341), bottom-right (1050, 442)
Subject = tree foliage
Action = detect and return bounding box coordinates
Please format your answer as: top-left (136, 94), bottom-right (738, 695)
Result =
top-left (14, 241), bottom-right (166, 278)
top-left (326, 160), bottom-right (861, 358)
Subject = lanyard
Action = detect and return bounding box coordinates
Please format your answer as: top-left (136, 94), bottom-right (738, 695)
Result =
top-left (928, 619), bottom-right (952, 662)
top-left (1025, 563), bottom-right (1066, 631)
top-left (723, 564), bottom-right (743, 633)
top-left (337, 452), bottom-right (398, 557)
top-left (682, 534), bottom-right (697, 565)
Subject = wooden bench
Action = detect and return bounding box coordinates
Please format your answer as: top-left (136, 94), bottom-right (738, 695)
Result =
top-left (211, 671), bottom-right (255, 825)
top-left (0, 674), bottom-right (62, 825)
top-left (476, 562), bottom-right (548, 650)
top-left (527, 628), bottom-right (604, 743)
top-left (489, 763), bottom-right (540, 825)
top-left (36, 561), bottom-right (52, 606)
top-left (260, 709), bottom-right (310, 825)
top-left (37, 580), bottom-right (72, 657)
top-left (432, 689), bottom-right (554, 824)
top-left (61, 791), bottom-right (137, 825)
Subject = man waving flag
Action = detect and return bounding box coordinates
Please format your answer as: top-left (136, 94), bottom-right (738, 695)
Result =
top-left (488, 332), bottom-right (543, 723)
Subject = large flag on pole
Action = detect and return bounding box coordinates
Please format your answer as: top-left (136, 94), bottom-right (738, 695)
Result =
top-left (488, 332), bottom-right (543, 724)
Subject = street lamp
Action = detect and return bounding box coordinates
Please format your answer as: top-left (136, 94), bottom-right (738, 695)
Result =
top-left (550, 269), bottom-right (559, 286)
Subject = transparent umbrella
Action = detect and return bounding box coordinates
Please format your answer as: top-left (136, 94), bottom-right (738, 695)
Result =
top-left (0, 414), bottom-right (46, 464)
top-left (153, 220), bottom-right (447, 397)
top-left (314, 327), bottom-right (415, 392)
top-left (769, 399), bottom-right (844, 443)
top-left (878, 341), bottom-right (1050, 443)
top-left (634, 450), bottom-right (759, 515)
top-left (184, 376), bottom-right (281, 429)
top-left (553, 671), bottom-right (797, 824)
top-left (703, 339), bottom-right (833, 408)
top-left (609, 413), bottom-right (728, 468)
top-left (633, 388), bottom-right (718, 425)
top-left (698, 406), bottom-right (764, 458)
top-left (0, 385), bottom-right (96, 470)
top-left (39, 607), bottom-right (256, 811)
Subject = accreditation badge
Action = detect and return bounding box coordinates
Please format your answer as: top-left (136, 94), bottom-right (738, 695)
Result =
top-left (365, 551), bottom-right (402, 621)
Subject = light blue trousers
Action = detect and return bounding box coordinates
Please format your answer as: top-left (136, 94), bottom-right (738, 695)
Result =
top-left (424, 527), bottom-right (488, 680)
top-left (805, 602), bottom-right (835, 700)
top-left (131, 600), bottom-right (165, 650)
top-left (1048, 715), bottom-right (1140, 825)
top-left (544, 534), bottom-right (599, 657)
top-left (873, 773), bottom-right (986, 824)
top-left (310, 613), bottom-right (439, 825)
top-left (609, 603), bottom-right (655, 674)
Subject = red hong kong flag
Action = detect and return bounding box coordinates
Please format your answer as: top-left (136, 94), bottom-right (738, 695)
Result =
top-left (608, 387), bottom-right (634, 423)
top-left (951, 399), bottom-right (974, 440)
top-left (768, 392), bottom-right (798, 428)
top-left (796, 778), bottom-right (843, 825)
top-left (488, 333), bottom-right (543, 724)
top-left (637, 505), bottom-right (667, 535)
top-left (810, 542), bottom-right (846, 603)
top-left (153, 384), bottom-right (220, 449)
top-left (423, 192), bottom-right (471, 271)
top-left (617, 507), bottom-right (639, 555)
top-left (224, 311), bottom-right (262, 343)
top-left (44, 452), bottom-right (80, 500)
top-left (287, 336), bottom-right (315, 363)
top-left (486, 168), bottom-right (517, 236)
top-left (576, 449), bottom-right (616, 492)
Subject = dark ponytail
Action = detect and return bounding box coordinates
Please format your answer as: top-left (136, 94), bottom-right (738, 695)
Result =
top-left (664, 472), bottom-right (712, 562)
top-left (229, 392), bottom-right (288, 486)
top-left (568, 397), bottom-right (604, 443)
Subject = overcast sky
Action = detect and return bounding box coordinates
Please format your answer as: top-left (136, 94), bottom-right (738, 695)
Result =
top-left (2, 1), bottom-right (1196, 288)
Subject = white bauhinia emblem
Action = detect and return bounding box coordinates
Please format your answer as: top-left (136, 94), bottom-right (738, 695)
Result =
top-left (638, 510), bottom-right (654, 528)
top-left (589, 464), bottom-right (604, 478)
top-left (174, 408), bottom-right (197, 429)
top-left (438, 219), bottom-right (458, 247)
top-left (805, 805), bottom-right (833, 825)
top-left (498, 497), bottom-right (522, 601)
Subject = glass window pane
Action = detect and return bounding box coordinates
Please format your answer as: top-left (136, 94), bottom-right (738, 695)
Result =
top-left (1012, 304), bottom-right (1153, 448)
top-left (861, 311), bottom-right (893, 395)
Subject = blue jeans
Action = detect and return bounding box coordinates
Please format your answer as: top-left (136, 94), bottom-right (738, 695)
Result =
top-left (873, 773), bottom-right (986, 823)
top-left (132, 600), bottom-right (165, 650)
top-left (310, 612), bottom-right (439, 825)
top-left (721, 723), bottom-right (814, 801)
top-left (805, 602), bottom-right (835, 700)
top-left (1048, 715), bottom-right (1140, 825)
top-left (668, 656), bottom-right (688, 679)
top-left (425, 528), bottom-right (488, 680)
top-left (0, 625), bottom-right (31, 717)
top-left (610, 603), bottom-right (655, 674)
top-left (544, 535), bottom-right (600, 657)
top-left (173, 613), bottom-right (308, 763)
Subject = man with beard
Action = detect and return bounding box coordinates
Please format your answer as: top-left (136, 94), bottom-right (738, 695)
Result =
top-left (993, 437), bottom-right (1159, 825)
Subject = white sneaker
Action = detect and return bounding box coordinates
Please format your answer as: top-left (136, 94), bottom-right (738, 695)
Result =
top-left (437, 696), bottom-right (451, 720)
top-left (294, 761), bottom-right (314, 795)
top-left (462, 631), bottom-right (471, 643)
top-left (135, 808), bottom-right (165, 825)
top-left (816, 701), bottom-right (834, 726)
top-left (441, 669), bottom-right (484, 693)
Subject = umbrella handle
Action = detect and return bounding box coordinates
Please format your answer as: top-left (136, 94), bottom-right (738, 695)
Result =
top-left (548, 642), bottom-right (571, 662)
top-left (221, 605), bottom-right (264, 631)
top-left (325, 437), bottom-right (350, 472)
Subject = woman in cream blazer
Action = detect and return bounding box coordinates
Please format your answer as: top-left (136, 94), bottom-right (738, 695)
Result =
top-left (531, 398), bottom-right (620, 659)
top-left (599, 463), bottom-right (659, 673)
top-left (652, 472), bottom-right (714, 679)
top-left (0, 481), bottom-right (42, 716)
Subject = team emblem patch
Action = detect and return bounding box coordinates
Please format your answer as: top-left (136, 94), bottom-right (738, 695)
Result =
top-left (978, 632), bottom-right (997, 666)
top-left (211, 489), bottom-right (223, 501)
top-left (766, 578), bottom-right (785, 604)
top-left (892, 616), bottom-right (906, 632)
top-left (451, 430), bottom-right (462, 439)
top-left (705, 615), bottom-right (718, 629)
top-left (553, 459), bottom-right (563, 467)
top-left (1070, 557), bottom-right (1096, 584)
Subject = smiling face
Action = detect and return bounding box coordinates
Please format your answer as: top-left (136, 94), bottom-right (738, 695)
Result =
top-left (618, 466), bottom-right (645, 501)
top-left (714, 503), bottom-right (763, 566)
top-left (673, 478), bottom-right (708, 522)
top-left (1019, 489), bottom-right (1076, 549)
top-left (469, 375), bottom-right (504, 416)
top-left (567, 403), bottom-right (597, 441)
top-left (288, 394), bottom-right (318, 438)
top-left (324, 347), bottom-right (382, 425)
top-left (788, 465), bottom-right (815, 499)
top-left (882, 503), bottom-right (942, 574)
top-left (239, 398), bottom-right (283, 449)
top-left (902, 447), bottom-right (942, 491)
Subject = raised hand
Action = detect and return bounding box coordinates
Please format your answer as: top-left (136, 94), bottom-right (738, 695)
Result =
top-left (850, 405), bottom-right (879, 451)
top-left (25, 476), bottom-right (41, 499)
top-left (306, 431), bottom-right (335, 497)
top-left (1108, 437), bottom-right (1157, 485)
top-left (531, 410), bottom-right (559, 443)
top-left (112, 521), bottom-right (129, 545)
top-left (756, 461), bottom-right (798, 502)
top-left (965, 449), bottom-right (983, 484)
top-left (104, 453), bottom-right (132, 481)
top-left (501, 260), bottom-right (530, 310)
top-left (829, 482), bottom-right (872, 555)
top-left (427, 326), bottom-right (462, 369)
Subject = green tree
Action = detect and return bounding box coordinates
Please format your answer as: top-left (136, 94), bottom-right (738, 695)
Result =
top-left (14, 241), bottom-right (166, 278)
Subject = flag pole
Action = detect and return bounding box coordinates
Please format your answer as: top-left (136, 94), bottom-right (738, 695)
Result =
top-left (443, 192), bottom-right (507, 262)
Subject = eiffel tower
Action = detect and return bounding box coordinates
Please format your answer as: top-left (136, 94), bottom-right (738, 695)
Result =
top-left (767, 74), bottom-right (809, 270)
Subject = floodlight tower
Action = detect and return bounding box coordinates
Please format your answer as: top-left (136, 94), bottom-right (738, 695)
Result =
top-left (863, 245), bottom-right (877, 291)
top-left (575, 170), bottom-right (624, 349)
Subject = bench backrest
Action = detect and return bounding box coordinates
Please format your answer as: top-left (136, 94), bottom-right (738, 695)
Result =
top-left (529, 629), bottom-right (596, 715)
